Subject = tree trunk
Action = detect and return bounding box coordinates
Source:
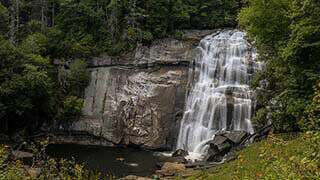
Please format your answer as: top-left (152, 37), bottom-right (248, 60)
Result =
top-left (9, 0), bottom-right (19, 44)
top-left (41, 0), bottom-right (48, 32)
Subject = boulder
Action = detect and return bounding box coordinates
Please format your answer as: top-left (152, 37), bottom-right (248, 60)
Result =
top-left (120, 175), bottom-right (152, 180)
top-left (27, 168), bottom-right (41, 179)
top-left (172, 149), bottom-right (188, 158)
top-left (205, 138), bottom-right (232, 162)
top-left (156, 156), bottom-right (187, 169)
top-left (205, 131), bottom-right (250, 162)
top-left (219, 131), bottom-right (249, 145)
top-left (156, 162), bottom-right (186, 176)
top-left (209, 135), bottom-right (229, 145)
top-left (12, 150), bottom-right (34, 159)
top-left (206, 135), bottom-right (232, 151)
top-left (12, 150), bottom-right (34, 165)
top-left (156, 154), bottom-right (188, 169)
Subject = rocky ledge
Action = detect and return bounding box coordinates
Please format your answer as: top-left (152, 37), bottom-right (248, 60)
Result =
top-left (173, 125), bottom-right (273, 164)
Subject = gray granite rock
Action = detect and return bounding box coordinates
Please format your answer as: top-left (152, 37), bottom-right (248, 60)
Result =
top-left (61, 30), bottom-right (217, 149)
top-left (71, 67), bottom-right (188, 149)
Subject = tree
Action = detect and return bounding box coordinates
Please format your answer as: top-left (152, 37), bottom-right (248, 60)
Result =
top-left (0, 64), bottom-right (54, 133)
top-left (239, 0), bottom-right (320, 132)
top-left (0, 2), bottom-right (9, 35)
top-left (66, 59), bottom-right (89, 97)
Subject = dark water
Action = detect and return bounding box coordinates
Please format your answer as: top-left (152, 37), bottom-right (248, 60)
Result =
top-left (46, 144), bottom-right (158, 178)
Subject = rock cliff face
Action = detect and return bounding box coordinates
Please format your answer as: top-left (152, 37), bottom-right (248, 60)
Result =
top-left (64, 30), bottom-right (216, 150)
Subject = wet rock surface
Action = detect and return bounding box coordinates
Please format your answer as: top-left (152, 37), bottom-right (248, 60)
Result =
top-left (220, 131), bottom-right (249, 144)
top-left (204, 125), bottom-right (272, 163)
top-left (205, 131), bottom-right (250, 162)
top-left (172, 149), bottom-right (189, 158)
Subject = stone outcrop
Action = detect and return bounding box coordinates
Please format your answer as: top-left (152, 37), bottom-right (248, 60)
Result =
top-left (12, 150), bottom-right (34, 159)
top-left (62, 30), bottom-right (217, 149)
top-left (172, 149), bottom-right (189, 158)
top-left (205, 131), bottom-right (250, 162)
top-left (27, 168), bottom-right (41, 179)
top-left (72, 67), bottom-right (188, 149)
top-left (156, 162), bottom-right (186, 177)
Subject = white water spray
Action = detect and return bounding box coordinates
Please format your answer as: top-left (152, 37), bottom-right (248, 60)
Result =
top-left (176, 30), bottom-right (262, 160)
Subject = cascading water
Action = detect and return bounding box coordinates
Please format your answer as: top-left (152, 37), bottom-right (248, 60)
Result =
top-left (176, 30), bottom-right (263, 160)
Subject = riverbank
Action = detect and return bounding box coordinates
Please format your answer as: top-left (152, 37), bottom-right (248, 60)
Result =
top-left (1, 132), bottom-right (318, 179)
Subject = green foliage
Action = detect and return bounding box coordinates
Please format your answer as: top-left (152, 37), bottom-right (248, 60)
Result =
top-left (4, 0), bottom-right (239, 58)
top-left (301, 82), bottom-right (320, 131)
top-left (239, 0), bottom-right (320, 132)
top-left (0, 36), bottom-right (23, 77)
top-left (59, 96), bottom-right (84, 123)
top-left (0, 34), bottom-right (81, 133)
top-left (66, 59), bottom-right (89, 96)
top-left (0, 2), bottom-right (9, 35)
top-left (0, 147), bottom-right (26, 179)
top-left (188, 133), bottom-right (320, 179)
top-left (25, 20), bottom-right (43, 34)
top-left (0, 0), bottom-right (94, 133)
top-left (20, 33), bottom-right (48, 55)
top-left (251, 107), bottom-right (269, 126)
top-left (53, 59), bottom-right (88, 123)
top-left (239, 0), bottom-right (291, 51)
top-left (0, 39), bottom-right (88, 133)
top-left (0, 145), bottom-right (100, 179)
top-left (59, 59), bottom-right (89, 97)
top-left (0, 36), bottom-right (55, 133)
top-left (186, 0), bottom-right (241, 29)
top-left (43, 0), bottom-right (242, 57)
top-left (0, 63), bottom-right (54, 132)
top-left (39, 158), bottom-right (99, 179)
top-left (0, 0), bottom-right (243, 58)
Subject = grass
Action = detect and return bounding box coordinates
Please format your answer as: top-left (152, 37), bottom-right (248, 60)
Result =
top-left (186, 132), bottom-right (320, 180)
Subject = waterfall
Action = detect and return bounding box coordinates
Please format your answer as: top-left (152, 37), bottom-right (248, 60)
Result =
top-left (176, 30), bottom-right (262, 160)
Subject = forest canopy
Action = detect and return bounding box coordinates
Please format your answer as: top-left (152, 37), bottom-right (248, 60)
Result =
top-left (239, 0), bottom-right (320, 132)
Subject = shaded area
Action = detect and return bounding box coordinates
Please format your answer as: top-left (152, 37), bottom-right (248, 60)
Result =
top-left (46, 144), bottom-right (158, 178)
